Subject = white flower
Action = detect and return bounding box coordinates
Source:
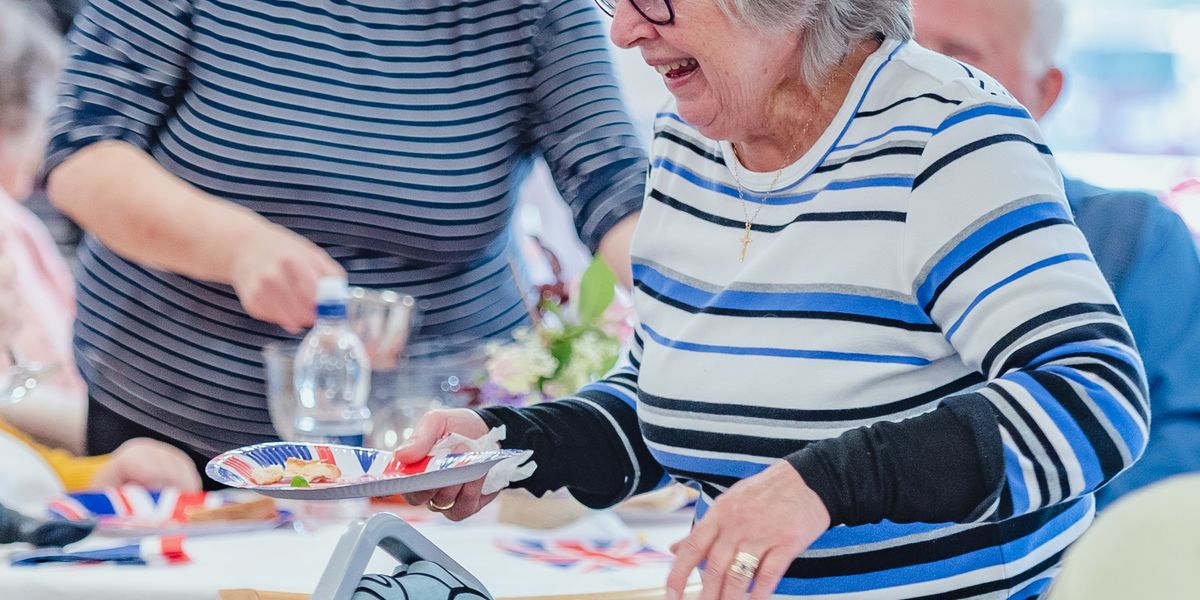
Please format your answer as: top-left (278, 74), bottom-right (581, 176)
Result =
top-left (485, 328), bottom-right (557, 395)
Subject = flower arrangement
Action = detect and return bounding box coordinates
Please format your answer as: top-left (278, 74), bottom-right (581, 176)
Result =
top-left (474, 256), bottom-right (633, 407)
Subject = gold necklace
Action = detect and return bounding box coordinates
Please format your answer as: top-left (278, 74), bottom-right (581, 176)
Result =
top-left (730, 138), bottom-right (803, 263)
top-left (729, 82), bottom-right (833, 263)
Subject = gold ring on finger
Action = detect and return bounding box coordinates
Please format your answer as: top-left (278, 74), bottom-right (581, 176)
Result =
top-left (729, 551), bottom-right (759, 579)
top-left (429, 498), bottom-right (456, 512)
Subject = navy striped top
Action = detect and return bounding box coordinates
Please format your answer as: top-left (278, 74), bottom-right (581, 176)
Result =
top-left (484, 39), bottom-right (1149, 598)
top-left (45, 0), bottom-right (646, 456)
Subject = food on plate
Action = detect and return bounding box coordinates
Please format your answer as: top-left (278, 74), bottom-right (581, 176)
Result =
top-left (249, 465), bottom-right (285, 485)
top-left (283, 457), bottom-right (342, 484)
top-left (185, 497), bottom-right (279, 523)
top-left (247, 457), bottom-right (344, 487)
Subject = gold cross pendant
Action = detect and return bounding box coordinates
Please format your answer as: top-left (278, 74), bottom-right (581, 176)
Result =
top-left (739, 221), bottom-right (753, 263)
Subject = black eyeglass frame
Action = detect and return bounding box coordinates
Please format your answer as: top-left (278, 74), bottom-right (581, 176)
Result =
top-left (594, 0), bottom-right (676, 26)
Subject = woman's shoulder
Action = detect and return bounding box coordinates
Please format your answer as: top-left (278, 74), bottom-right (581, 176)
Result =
top-left (863, 40), bottom-right (1027, 125)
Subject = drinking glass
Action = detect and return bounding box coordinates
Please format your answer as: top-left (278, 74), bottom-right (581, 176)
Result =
top-left (262, 286), bottom-right (421, 441)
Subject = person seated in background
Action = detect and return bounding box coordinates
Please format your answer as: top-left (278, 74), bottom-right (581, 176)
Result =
top-left (0, 0), bottom-right (199, 500)
top-left (914, 0), bottom-right (1200, 510)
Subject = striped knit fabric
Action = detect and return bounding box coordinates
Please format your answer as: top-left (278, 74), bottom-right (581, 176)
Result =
top-left (564, 39), bottom-right (1148, 598)
top-left (45, 0), bottom-right (645, 456)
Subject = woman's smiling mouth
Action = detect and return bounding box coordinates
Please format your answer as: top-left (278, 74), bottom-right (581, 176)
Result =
top-left (654, 58), bottom-right (699, 78)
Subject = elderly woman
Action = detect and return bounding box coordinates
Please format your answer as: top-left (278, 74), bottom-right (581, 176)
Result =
top-left (399, 0), bottom-right (1148, 597)
top-left (43, 0), bottom-right (646, 477)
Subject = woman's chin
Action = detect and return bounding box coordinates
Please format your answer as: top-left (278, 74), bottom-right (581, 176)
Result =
top-left (672, 103), bottom-right (720, 135)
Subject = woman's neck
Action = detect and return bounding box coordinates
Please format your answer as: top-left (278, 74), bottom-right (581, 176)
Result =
top-left (733, 38), bottom-right (880, 172)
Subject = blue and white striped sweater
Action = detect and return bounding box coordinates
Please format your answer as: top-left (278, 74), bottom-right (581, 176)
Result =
top-left (557, 39), bottom-right (1147, 598)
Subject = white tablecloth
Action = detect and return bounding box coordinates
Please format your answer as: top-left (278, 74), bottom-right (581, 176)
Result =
top-left (0, 503), bottom-right (694, 599)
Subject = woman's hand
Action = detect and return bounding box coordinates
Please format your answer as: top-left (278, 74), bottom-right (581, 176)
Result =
top-left (90, 438), bottom-right (203, 491)
top-left (229, 224), bottom-right (345, 333)
top-left (393, 409), bottom-right (493, 521)
top-left (666, 462), bottom-right (831, 600)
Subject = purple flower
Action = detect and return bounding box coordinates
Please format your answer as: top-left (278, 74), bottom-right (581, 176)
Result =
top-left (477, 381), bottom-right (533, 407)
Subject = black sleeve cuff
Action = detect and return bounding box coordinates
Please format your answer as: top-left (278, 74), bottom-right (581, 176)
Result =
top-left (476, 402), bottom-right (636, 508)
top-left (787, 393), bottom-right (1004, 527)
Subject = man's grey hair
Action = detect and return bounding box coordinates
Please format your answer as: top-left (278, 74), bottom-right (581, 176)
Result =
top-left (1026, 0), bottom-right (1066, 75)
top-left (713, 0), bottom-right (914, 85)
top-left (0, 0), bottom-right (63, 156)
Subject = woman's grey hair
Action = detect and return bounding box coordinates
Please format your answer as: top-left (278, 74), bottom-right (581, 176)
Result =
top-left (0, 0), bottom-right (63, 156)
top-left (713, 0), bottom-right (913, 85)
top-left (1026, 0), bottom-right (1065, 75)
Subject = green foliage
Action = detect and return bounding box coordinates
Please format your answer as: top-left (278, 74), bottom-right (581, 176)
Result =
top-left (576, 256), bottom-right (617, 326)
top-left (521, 254), bottom-right (622, 396)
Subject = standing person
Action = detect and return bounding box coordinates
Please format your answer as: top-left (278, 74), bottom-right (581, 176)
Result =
top-left (396, 0), bottom-right (1148, 597)
top-left (44, 0), bottom-right (646, 479)
top-left (914, 0), bottom-right (1200, 509)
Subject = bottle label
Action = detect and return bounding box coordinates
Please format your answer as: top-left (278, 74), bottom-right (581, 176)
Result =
top-left (315, 302), bottom-right (348, 319)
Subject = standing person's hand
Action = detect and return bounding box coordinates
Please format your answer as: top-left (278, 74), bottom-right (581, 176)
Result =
top-left (229, 224), bottom-right (345, 333)
top-left (89, 438), bottom-right (203, 491)
top-left (394, 409), bottom-right (493, 521)
top-left (665, 462), bottom-right (832, 600)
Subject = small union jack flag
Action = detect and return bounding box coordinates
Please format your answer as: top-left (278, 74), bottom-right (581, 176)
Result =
top-left (495, 538), bottom-right (672, 572)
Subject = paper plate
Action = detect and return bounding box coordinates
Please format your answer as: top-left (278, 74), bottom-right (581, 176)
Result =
top-left (47, 486), bottom-right (294, 537)
top-left (206, 442), bottom-right (524, 500)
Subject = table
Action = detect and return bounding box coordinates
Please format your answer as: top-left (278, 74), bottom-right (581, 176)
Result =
top-left (0, 503), bottom-right (694, 600)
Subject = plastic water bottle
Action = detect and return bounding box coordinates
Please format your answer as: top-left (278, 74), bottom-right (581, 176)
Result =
top-left (292, 277), bottom-right (371, 446)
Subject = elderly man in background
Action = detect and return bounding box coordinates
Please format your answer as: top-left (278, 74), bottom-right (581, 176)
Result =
top-left (915, 0), bottom-right (1200, 510)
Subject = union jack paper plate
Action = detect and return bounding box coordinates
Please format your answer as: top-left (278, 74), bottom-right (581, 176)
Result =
top-left (206, 442), bottom-right (524, 500)
top-left (47, 486), bottom-right (294, 537)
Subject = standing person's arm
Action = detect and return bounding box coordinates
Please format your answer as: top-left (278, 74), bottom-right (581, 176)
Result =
top-left (43, 0), bottom-right (341, 331)
top-left (48, 143), bottom-right (342, 331)
top-left (526, 0), bottom-right (647, 287)
top-left (1096, 207), bottom-right (1200, 506)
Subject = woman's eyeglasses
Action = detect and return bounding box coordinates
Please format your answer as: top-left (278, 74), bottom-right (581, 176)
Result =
top-left (594, 0), bottom-right (676, 25)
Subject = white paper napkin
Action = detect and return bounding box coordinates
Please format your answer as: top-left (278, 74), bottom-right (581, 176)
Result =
top-left (427, 426), bottom-right (536, 495)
